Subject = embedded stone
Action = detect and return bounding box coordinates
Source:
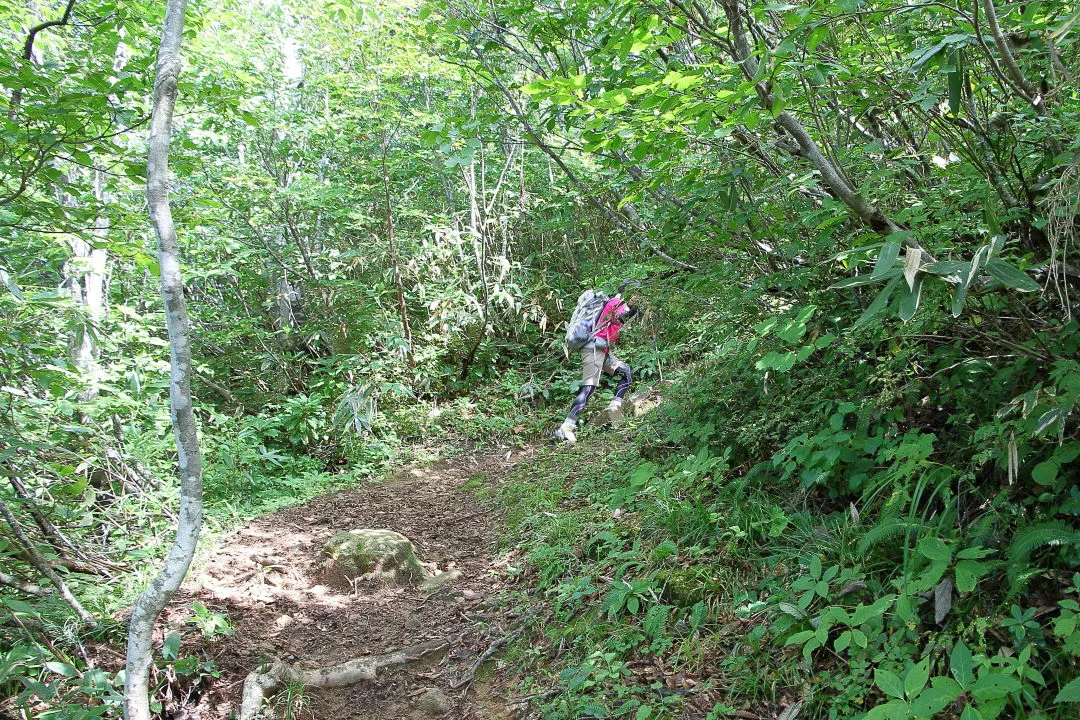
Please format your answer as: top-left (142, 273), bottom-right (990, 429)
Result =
top-left (419, 568), bottom-right (462, 596)
top-left (415, 687), bottom-right (451, 716)
top-left (322, 529), bottom-right (425, 585)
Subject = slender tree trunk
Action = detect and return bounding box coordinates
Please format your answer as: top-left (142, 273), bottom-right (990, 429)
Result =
top-left (124, 1), bottom-right (203, 718)
top-left (977, 0), bottom-right (1062, 157)
top-left (473, 53), bottom-right (699, 272)
top-left (381, 135), bottom-right (413, 364)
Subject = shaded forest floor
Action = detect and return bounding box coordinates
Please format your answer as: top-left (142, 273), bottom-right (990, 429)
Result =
top-left (169, 445), bottom-right (539, 720)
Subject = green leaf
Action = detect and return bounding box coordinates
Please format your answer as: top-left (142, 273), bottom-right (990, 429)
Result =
top-left (971, 672), bottom-right (1021, 700)
top-left (923, 260), bottom-right (968, 277)
top-left (875, 667), bottom-right (905, 699)
top-left (807, 25), bottom-right (830, 51)
top-left (1050, 8), bottom-right (1080, 42)
top-left (755, 318), bottom-right (778, 334)
top-left (785, 630), bottom-right (816, 646)
top-left (951, 641), bottom-right (974, 687)
top-left (954, 560), bottom-right (985, 593)
top-left (956, 546), bottom-right (994, 560)
top-left (984, 202), bottom-right (1002, 236)
top-left (984, 258), bottom-right (1040, 292)
top-left (911, 685), bottom-right (958, 716)
top-left (1055, 676), bottom-right (1080, 702)
top-left (1, 268), bottom-right (25, 300)
top-left (856, 276), bottom-right (901, 328)
top-left (947, 48), bottom-right (963, 115)
top-left (831, 273), bottom-right (886, 289)
top-left (689, 601), bottom-right (708, 629)
top-left (802, 636), bottom-right (822, 662)
top-left (521, 80), bottom-right (550, 95)
top-left (873, 240), bottom-right (901, 279)
top-left (930, 676), bottom-right (962, 697)
top-left (918, 537), bottom-right (951, 563)
top-left (912, 559), bottom-right (950, 592)
top-left (1031, 460), bottom-right (1059, 485)
top-left (910, 40), bottom-right (949, 70)
top-left (755, 351), bottom-right (796, 372)
top-left (45, 661), bottom-right (79, 678)
top-left (1053, 442), bottom-right (1080, 465)
top-left (1034, 407), bottom-right (1070, 436)
top-left (960, 706), bottom-right (983, 720)
top-left (865, 700), bottom-right (909, 720)
top-left (904, 658), bottom-right (930, 700)
top-left (952, 245), bottom-right (987, 316)
top-left (162, 632), bottom-right (181, 661)
top-left (898, 274), bottom-right (924, 322)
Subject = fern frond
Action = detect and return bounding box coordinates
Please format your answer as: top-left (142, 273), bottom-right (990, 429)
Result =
top-left (857, 517), bottom-right (928, 556)
top-left (1007, 521), bottom-right (1080, 577)
top-left (643, 603), bottom-right (670, 640)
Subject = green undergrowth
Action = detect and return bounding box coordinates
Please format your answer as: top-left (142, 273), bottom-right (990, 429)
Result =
top-left (0, 376), bottom-right (550, 717)
top-left (486, 345), bottom-right (1079, 719)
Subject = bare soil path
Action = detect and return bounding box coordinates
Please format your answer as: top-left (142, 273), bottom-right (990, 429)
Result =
top-left (170, 446), bottom-right (537, 720)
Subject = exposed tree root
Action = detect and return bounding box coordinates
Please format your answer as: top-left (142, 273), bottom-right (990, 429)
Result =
top-left (238, 638), bottom-right (449, 720)
top-left (450, 613), bottom-right (534, 689)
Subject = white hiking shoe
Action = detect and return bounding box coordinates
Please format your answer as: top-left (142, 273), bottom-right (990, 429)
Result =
top-left (597, 398), bottom-right (624, 426)
top-left (555, 418), bottom-right (577, 445)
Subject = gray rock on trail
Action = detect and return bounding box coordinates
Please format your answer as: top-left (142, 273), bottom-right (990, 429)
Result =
top-left (420, 568), bottom-right (462, 596)
top-left (322, 529), bottom-right (425, 585)
top-left (415, 687), bottom-right (451, 716)
top-left (627, 388), bottom-right (663, 417)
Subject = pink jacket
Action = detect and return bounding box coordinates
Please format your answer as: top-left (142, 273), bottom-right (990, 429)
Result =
top-left (594, 297), bottom-right (630, 344)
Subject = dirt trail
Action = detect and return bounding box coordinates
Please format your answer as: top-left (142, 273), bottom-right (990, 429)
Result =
top-left (172, 446), bottom-right (537, 720)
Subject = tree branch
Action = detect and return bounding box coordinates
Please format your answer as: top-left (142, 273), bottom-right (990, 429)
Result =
top-left (9, 0), bottom-right (80, 114)
top-left (0, 570), bottom-right (45, 596)
top-left (0, 495), bottom-right (96, 624)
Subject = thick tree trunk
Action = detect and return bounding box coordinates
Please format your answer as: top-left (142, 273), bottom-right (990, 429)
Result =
top-left (124, 1), bottom-right (203, 719)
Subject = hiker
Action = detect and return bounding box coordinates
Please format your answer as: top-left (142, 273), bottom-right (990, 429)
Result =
top-left (556, 282), bottom-right (639, 445)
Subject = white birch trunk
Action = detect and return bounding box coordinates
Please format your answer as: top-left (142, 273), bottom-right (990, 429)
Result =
top-left (123, 1), bottom-right (203, 718)
top-left (66, 171), bottom-right (109, 402)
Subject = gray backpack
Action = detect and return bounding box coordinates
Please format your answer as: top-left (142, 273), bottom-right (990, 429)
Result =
top-left (564, 290), bottom-right (609, 351)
